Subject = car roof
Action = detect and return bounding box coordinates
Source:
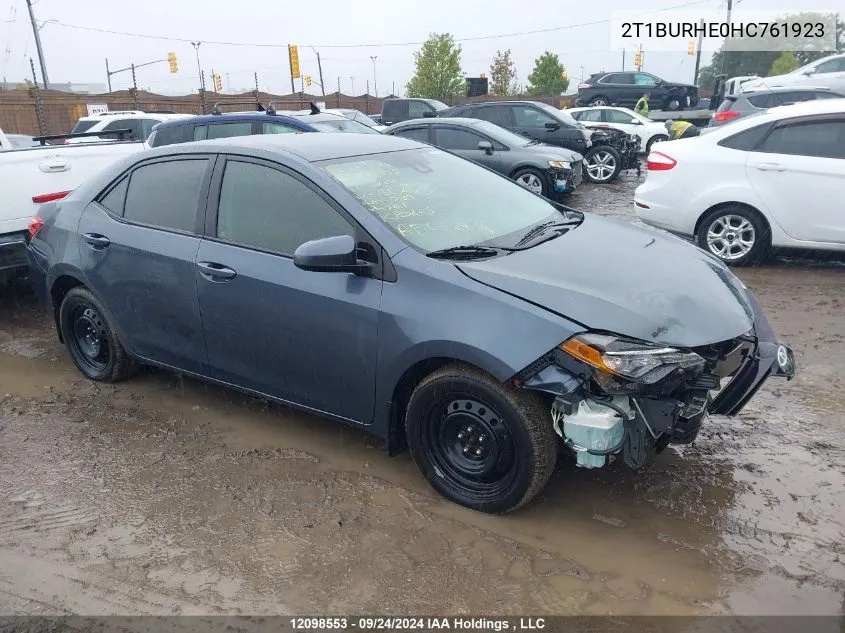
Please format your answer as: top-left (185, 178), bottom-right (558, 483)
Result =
top-left (152, 111), bottom-right (313, 130)
top-left (285, 112), bottom-right (355, 122)
top-left (145, 131), bottom-right (424, 162)
top-left (707, 97), bottom-right (845, 136)
top-left (740, 85), bottom-right (836, 94)
top-left (390, 117), bottom-right (487, 128)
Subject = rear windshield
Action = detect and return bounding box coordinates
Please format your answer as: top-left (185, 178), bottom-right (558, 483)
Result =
top-left (716, 97), bottom-right (737, 112)
top-left (71, 120), bottom-right (98, 134)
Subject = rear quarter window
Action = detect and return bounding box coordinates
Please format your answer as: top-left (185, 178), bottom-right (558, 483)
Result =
top-left (382, 100), bottom-right (407, 119)
top-left (71, 120), bottom-right (98, 134)
top-left (148, 124), bottom-right (194, 147)
top-left (716, 97), bottom-right (738, 112)
top-left (717, 123), bottom-right (771, 151)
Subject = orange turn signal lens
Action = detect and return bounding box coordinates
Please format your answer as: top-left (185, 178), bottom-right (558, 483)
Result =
top-left (559, 339), bottom-right (622, 377)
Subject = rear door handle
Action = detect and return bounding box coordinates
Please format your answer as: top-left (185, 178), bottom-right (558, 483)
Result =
top-left (754, 162), bottom-right (785, 172)
top-left (39, 160), bottom-right (70, 173)
top-left (82, 233), bottom-right (110, 249)
top-left (197, 261), bottom-right (237, 281)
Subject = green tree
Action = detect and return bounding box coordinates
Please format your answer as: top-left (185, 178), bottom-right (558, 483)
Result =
top-left (697, 12), bottom-right (844, 89)
top-left (769, 51), bottom-right (800, 76)
top-left (406, 33), bottom-right (464, 101)
top-left (526, 52), bottom-right (569, 96)
top-left (489, 49), bottom-right (518, 96)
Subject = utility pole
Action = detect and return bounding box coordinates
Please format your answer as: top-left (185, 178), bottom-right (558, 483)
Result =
top-left (191, 42), bottom-right (204, 91)
top-left (226, 73), bottom-right (231, 92)
top-left (105, 58), bottom-right (112, 92)
top-left (130, 63), bottom-right (138, 110)
top-left (720, 0), bottom-right (733, 76)
top-left (255, 72), bottom-right (259, 92)
top-left (25, 0), bottom-right (49, 89)
top-left (370, 55), bottom-right (378, 97)
top-left (694, 18), bottom-right (705, 84)
top-left (315, 50), bottom-right (326, 97)
top-left (30, 57), bottom-right (46, 135)
top-left (350, 76), bottom-right (355, 95)
top-left (622, 49), bottom-right (626, 71)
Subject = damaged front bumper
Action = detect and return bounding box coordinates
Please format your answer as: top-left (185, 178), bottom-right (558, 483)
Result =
top-left (549, 160), bottom-right (584, 194)
top-left (516, 290), bottom-right (794, 469)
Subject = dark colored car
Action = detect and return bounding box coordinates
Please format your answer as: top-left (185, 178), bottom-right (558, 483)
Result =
top-left (575, 71), bottom-right (699, 111)
top-left (437, 100), bottom-right (639, 184)
top-left (708, 86), bottom-right (844, 127)
top-left (26, 133), bottom-right (794, 514)
top-left (385, 117), bottom-right (583, 197)
top-left (381, 98), bottom-right (449, 126)
top-left (148, 109), bottom-right (316, 148)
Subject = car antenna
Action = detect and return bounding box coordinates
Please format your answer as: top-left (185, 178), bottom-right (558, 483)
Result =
top-left (309, 101), bottom-right (321, 115)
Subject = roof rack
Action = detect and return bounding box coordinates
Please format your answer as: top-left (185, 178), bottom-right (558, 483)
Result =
top-left (32, 129), bottom-right (134, 145)
top-left (264, 100), bottom-right (306, 116)
top-left (211, 101), bottom-right (266, 115)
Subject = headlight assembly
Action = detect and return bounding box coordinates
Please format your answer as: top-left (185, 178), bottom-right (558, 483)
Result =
top-left (560, 333), bottom-right (705, 386)
top-left (548, 160), bottom-right (572, 169)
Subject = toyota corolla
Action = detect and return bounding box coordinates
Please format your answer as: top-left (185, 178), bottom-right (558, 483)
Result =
top-left (26, 133), bottom-right (795, 514)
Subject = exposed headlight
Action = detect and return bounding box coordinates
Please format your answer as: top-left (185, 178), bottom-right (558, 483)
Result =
top-left (548, 160), bottom-right (571, 169)
top-left (560, 333), bottom-right (705, 385)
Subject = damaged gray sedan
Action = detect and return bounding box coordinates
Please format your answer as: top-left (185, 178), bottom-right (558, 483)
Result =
top-left (26, 133), bottom-right (795, 515)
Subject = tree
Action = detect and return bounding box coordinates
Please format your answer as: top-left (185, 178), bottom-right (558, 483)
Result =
top-left (406, 33), bottom-right (464, 101)
top-left (526, 52), bottom-right (569, 96)
top-left (769, 51), bottom-right (800, 76)
top-left (697, 12), bottom-right (844, 89)
top-left (489, 49), bottom-right (517, 96)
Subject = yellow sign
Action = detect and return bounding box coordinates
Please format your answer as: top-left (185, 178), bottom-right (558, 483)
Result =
top-left (688, 39), bottom-right (696, 56)
top-left (167, 52), bottom-right (178, 73)
top-left (213, 73), bottom-right (223, 92)
top-left (289, 45), bottom-right (301, 79)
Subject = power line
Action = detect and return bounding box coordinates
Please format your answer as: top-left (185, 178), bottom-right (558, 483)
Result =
top-left (11, 0), bottom-right (711, 49)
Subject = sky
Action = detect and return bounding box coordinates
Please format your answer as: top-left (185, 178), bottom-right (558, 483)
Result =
top-left (0, 0), bottom-right (833, 96)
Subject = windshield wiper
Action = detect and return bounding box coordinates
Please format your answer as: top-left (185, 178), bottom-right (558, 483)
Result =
top-left (513, 219), bottom-right (580, 248)
top-left (426, 245), bottom-right (502, 260)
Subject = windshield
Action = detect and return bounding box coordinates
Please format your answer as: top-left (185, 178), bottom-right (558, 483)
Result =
top-left (310, 119), bottom-right (381, 134)
top-left (538, 103), bottom-right (582, 128)
top-left (426, 100), bottom-right (449, 111)
top-left (318, 147), bottom-right (560, 251)
top-left (70, 120), bottom-right (98, 134)
top-left (472, 120), bottom-right (541, 147)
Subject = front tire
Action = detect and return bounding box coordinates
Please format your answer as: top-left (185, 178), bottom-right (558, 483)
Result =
top-left (583, 145), bottom-right (622, 183)
top-left (59, 287), bottom-right (134, 382)
top-left (664, 97), bottom-right (682, 111)
top-left (512, 168), bottom-right (549, 197)
top-left (646, 134), bottom-right (668, 153)
top-left (405, 364), bottom-right (557, 514)
top-left (696, 205), bottom-right (771, 266)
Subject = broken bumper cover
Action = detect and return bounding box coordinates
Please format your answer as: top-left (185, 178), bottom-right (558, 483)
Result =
top-left (709, 291), bottom-right (795, 417)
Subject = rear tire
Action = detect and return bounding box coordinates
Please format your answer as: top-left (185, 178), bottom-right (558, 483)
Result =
top-left (59, 287), bottom-right (135, 382)
top-left (696, 205), bottom-right (771, 266)
top-left (583, 145), bottom-right (622, 183)
top-left (589, 96), bottom-right (610, 107)
top-left (405, 364), bottom-right (557, 514)
top-left (512, 168), bottom-right (549, 197)
top-left (664, 97), bottom-right (682, 111)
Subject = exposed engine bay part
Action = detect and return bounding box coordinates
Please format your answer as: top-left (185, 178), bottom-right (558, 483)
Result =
top-left (551, 395), bottom-right (632, 469)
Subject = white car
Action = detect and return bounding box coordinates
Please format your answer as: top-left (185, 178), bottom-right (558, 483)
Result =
top-left (568, 106), bottom-right (668, 153)
top-left (742, 53), bottom-right (845, 93)
top-left (634, 98), bottom-right (845, 266)
top-left (68, 111), bottom-right (192, 143)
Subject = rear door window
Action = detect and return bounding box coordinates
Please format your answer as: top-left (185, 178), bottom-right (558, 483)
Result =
top-left (433, 127), bottom-right (485, 150)
top-left (717, 123), bottom-right (771, 151)
top-left (382, 100), bottom-right (407, 120)
top-left (574, 109), bottom-right (602, 122)
top-left (206, 122), bottom-right (255, 139)
top-left (475, 105), bottom-right (511, 127)
top-left (757, 119), bottom-right (845, 159)
top-left (263, 122), bottom-right (300, 134)
top-left (148, 124), bottom-right (194, 147)
top-left (123, 159), bottom-right (209, 233)
top-left (392, 127), bottom-right (431, 143)
top-left (633, 73), bottom-right (659, 87)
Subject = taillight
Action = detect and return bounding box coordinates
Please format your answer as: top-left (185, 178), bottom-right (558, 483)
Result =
top-left (28, 217), bottom-right (44, 241)
top-left (647, 151), bottom-right (677, 171)
top-left (578, 83), bottom-right (592, 89)
top-left (32, 191), bottom-right (71, 204)
top-left (714, 111), bottom-right (740, 122)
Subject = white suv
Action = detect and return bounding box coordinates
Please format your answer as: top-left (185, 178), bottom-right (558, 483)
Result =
top-left (68, 111), bottom-right (193, 143)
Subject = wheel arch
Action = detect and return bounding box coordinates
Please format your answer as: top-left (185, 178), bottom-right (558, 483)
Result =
top-left (49, 272), bottom-right (87, 343)
top-left (508, 163), bottom-right (546, 178)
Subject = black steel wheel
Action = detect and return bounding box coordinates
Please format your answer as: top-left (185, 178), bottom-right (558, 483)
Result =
top-left (405, 364), bottom-right (557, 514)
top-left (59, 286), bottom-right (134, 382)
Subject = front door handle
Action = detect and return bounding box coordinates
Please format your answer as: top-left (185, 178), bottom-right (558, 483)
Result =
top-left (754, 162), bottom-right (786, 172)
top-left (197, 261), bottom-right (237, 281)
top-left (82, 233), bottom-right (110, 249)
top-left (39, 160), bottom-right (70, 173)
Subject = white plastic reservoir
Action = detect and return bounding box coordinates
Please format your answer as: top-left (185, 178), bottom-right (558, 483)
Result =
top-left (563, 397), bottom-right (628, 469)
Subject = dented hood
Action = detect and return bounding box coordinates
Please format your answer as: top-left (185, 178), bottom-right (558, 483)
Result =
top-left (457, 214), bottom-right (755, 348)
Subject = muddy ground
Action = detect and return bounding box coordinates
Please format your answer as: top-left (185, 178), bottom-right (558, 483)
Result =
top-left (0, 173), bottom-right (843, 619)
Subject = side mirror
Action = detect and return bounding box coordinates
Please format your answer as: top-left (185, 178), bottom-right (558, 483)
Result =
top-left (544, 122), bottom-right (560, 130)
top-left (802, 68), bottom-right (815, 75)
top-left (478, 140), bottom-right (494, 154)
top-left (293, 235), bottom-right (371, 274)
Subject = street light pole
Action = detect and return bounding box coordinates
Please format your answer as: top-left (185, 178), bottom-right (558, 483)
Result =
top-left (191, 42), bottom-right (204, 90)
top-left (350, 76), bottom-right (355, 95)
top-left (25, 0), bottom-right (49, 89)
top-left (370, 56), bottom-right (378, 97)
